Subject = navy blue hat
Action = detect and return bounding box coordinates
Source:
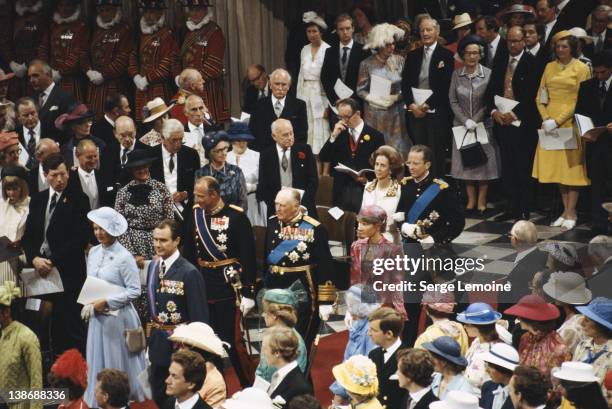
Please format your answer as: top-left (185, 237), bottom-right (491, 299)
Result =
top-left (577, 297), bottom-right (612, 331)
top-left (227, 121), bottom-right (255, 142)
top-left (456, 303), bottom-right (502, 325)
top-left (203, 130), bottom-right (232, 159)
top-left (422, 336), bottom-right (467, 367)
top-left (1, 165), bottom-right (28, 181)
top-left (458, 34), bottom-right (486, 57)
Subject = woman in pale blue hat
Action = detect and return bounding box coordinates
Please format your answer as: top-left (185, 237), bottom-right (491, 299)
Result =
top-left (456, 302), bottom-right (506, 391)
top-left (226, 121), bottom-right (267, 227)
top-left (81, 207), bottom-right (146, 407)
top-left (255, 284), bottom-right (308, 383)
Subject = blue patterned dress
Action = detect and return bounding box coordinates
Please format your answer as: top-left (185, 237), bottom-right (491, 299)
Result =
top-left (194, 163), bottom-right (248, 210)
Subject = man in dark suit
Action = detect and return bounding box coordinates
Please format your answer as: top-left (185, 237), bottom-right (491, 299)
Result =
top-left (575, 51), bottom-right (612, 232)
top-left (480, 343), bottom-right (519, 409)
top-left (536, 0), bottom-right (565, 52)
top-left (487, 27), bottom-right (542, 222)
top-left (320, 14), bottom-right (369, 114)
top-left (401, 17), bottom-right (454, 177)
top-left (587, 6), bottom-right (612, 59)
top-left (396, 348), bottom-right (439, 409)
top-left (523, 19), bottom-right (550, 67)
top-left (475, 16), bottom-right (508, 69)
top-left (27, 59), bottom-right (76, 143)
top-left (257, 118), bottom-right (318, 218)
top-left (15, 97), bottom-right (50, 170)
top-left (319, 98), bottom-right (384, 212)
top-left (367, 307), bottom-right (406, 409)
top-left (249, 68), bottom-right (308, 152)
top-left (27, 138), bottom-right (60, 194)
top-left (163, 350), bottom-right (213, 409)
top-left (67, 139), bottom-right (112, 212)
top-left (90, 93), bottom-right (131, 148)
top-left (149, 118), bottom-right (200, 220)
top-left (147, 220), bottom-right (208, 407)
top-left (183, 94), bottom-right (216, 162)
top-left (22, 153), bottom-right (90, 356)
top-left (242, 64), bottom-right (270, 115)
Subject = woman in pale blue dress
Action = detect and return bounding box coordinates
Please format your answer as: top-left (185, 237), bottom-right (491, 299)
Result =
top-left (81, 207), bottom-right (146, 407)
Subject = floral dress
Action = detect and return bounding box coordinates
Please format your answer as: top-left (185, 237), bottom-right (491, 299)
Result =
top-left (195, 163), bottom-right (248, 210)
top-left (518, 330), bottom-right (571, 377)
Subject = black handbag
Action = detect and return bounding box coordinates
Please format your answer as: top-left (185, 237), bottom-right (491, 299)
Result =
top-left (459, 127), bottom-right (488, 169)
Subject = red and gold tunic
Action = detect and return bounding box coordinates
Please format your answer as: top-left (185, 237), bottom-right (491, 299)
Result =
top-left (180, 22), bottom-right (229, 123)
top-left (82, 23), bottom-right (133, 120)
top-left (39, 19), bottom-right (89, 102)
top-left (128, 26), bottom-right (178, 121)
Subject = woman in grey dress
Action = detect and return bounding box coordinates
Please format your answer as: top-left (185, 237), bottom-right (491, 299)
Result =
top-left (449, 35), bottom-right (500, 216)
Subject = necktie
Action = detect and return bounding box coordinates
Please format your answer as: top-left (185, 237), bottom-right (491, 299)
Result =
top-left (341, 46), bottom-right (349, 65)
top-left (160, 260), bottom-right (167, 279)
top-left (509, 57), bottom-right (517, 74)
top-left (121, 149), bottom-right (128, 166)
top-left (274, 99), bottom-right (283, 117)
top-left (39, 92), bottom-right (46, 108)
top-left (49, 192), bottom-right (58, 214)
top-left (169, 153), bottom-right (175, 173)
top-left (349, 128), bottom-right (356, 141)
top-left (26, 128), bottom-right (36, 168)
top-left (281, 148), bottom-right (289, 171)
top-left (418, 47), bottom-right (431, 88)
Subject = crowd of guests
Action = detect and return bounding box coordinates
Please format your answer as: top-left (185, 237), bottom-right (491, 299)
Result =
top-left (0, 0), bottom-right (612, 409)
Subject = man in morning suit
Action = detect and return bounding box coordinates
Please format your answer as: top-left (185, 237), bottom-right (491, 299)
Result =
top-left (587, 6), bottom-right (612, 58)
top-left (264, 188), bottom-right (337, 351)
top-left (163, 350), bottom-right (212, 409)
top-left (27, 59), bottom-right (76, 143)
top-left (475, 16), bottom-right (508, 69)
top-left (575, 51), bottom-right (612, 233)
top-left (319, 98), bottom-right (384, 212)
top-left (523, 20), bottom-right (550, 68)
top-left (396, 348), bottom-right (439, 409)
top-left (146, 219), bottom-right (208, 407)
top-left (150, 119), bottom-right (200, 220)
top-left (249, 68), bottom-right (307, 152)
top-left (90, 93), bottom-right (131, 148)
top-left (15, 97), bottom-right (49, 170)
top-left (401, 18), bottom-right (454, 178)
top-left (257, 118), bottom-right (318, 219)
top-left (22, 153), bottom-right (90, 355)
top-left (67, 139), bottom-right (110, 212)
top-left (27, 138), bottom-right (60, 194)
top-left (182, 176), bottom-right (257, 387)
top-left (487, 26), bottom-right (542, 222)
top-left (243, 64), bottom-right (270, 115)
top-left (367, 307), bottom-right (406, 409)
top-left (320, 14), bottom-right (369, 116)
top-left (537, 0), bottom-right (565, 52)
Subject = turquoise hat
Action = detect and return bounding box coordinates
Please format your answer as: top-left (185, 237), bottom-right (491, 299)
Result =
top-left (263, 288), bottom-right (297, 306)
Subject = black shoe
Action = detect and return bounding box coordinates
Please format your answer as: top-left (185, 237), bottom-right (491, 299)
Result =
top-left (477, 208), bottom-right (488, 217)
top-left (465, 208), bottom-right (477, 216)
top-left (519, 212), bottom-right (531, 221)
top-left (493, 212), bottom-right (518, 222)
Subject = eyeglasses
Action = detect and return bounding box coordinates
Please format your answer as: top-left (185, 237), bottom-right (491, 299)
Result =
top-left (211, 146), bottom-right (229, 154)
top-left (6, 148), bottom-right (22, 156)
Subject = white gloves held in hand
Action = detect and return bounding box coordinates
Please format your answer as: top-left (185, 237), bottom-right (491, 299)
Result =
top-left (465, 119), bottom-right (478, 131)
top-left (133, 74), bottom-right (149, 91)
top-left (86, 70), bottom-right (104, 85)
top-left (10, 61), bottom-right (27, 78)
top-left (392, 212), bottom-right (405, 223)
top-left (239, 297), bottom-right (255, 316)
top-left (319, 304), bottom-right (334, 321)
top-left (401, 222), bottom-right (418, 239)
top-left (542, 119), bottom-right (558, 133)
top-left (80, 304), bottom-right (94, 321)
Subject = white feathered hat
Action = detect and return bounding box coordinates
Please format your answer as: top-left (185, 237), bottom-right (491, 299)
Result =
top-left (302, 11), bottom-right (327, 30)
top-left (364, 23), bottom-right (405, 50)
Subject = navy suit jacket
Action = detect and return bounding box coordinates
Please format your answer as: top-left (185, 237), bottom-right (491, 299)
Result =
top-left (480, 381), bottom-right (513, 409)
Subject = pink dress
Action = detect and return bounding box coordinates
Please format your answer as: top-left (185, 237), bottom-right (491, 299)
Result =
top-left (519, 331), bottom-right (571, 377)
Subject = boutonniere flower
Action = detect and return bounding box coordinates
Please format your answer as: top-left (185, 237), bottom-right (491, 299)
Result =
top-left (363, 134), bottom-right (371, 142)
top-left (63, 197), bottom-right (68, 203)
top-left (438, 61), bottom-right (445, 68)
top-left (297, 151), bottom-right (306, 160)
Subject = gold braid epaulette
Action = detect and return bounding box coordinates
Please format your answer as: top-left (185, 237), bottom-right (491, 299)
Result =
top-left (303, 215), bottom-right (320, 227)
top-left (229, 204), bottom-right (244, 212)
top-left (433, 178), bottom-right (449, 189)
top-left (400, 176), bottom-right (413, 185)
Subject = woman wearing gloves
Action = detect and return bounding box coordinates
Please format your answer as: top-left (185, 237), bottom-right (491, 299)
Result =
top-left (81, 206), bottom-right (146, 407)
top-left (448, 35), bottom-right (500, 216)
top-left (357, 23), bottom-right (411, 157)
top-left (533, 31), bottom-right (591, 230)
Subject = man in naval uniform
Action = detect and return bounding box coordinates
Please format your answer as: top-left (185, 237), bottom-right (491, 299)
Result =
top-left (264, 187), bottom-right (337, 352)
top-left (393, 144), bottom-right (465, 346)
top-left (146, 219), bottom-right (208, 407)
top-left (182, 175), bottom-right (257, 387)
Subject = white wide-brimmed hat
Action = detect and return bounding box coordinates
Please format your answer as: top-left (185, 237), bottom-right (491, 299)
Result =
top-left (222, 387), bottom-right (274, 409)
top-left (569, 27), bottom-right (593, 43)
top-left (481, 342), bottom-right (519, 372)
top-left (552, 362), bottom-right (599, 383)
top-left (452, 13), bottom-right (473, 30)
top-left (543, 271), bottom-right (592, 305)
top-left (430, 391), bottom-right (483, 409)
top-left (168, 322), bottom-right (228, 357)
top-left (87, 207), bottom-right (128, 237)
top-left (142, 97), bottom-right (175, 124)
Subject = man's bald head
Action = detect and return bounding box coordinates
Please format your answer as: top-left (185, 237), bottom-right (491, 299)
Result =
top-left (114, 116), bottom-right (137, 149)
top-left (76, 139), bottom-right (99, 172)
top-left (246, 64), bottom-right (268, 91)
top-left (179, 68), bottom-right (204, 94)
top-left (35, 138), bottom-right (59, 161)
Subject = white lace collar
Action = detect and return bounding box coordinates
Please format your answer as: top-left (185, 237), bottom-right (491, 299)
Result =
top-left (96, 10), bottom-right (122, 30)
top-left (186, 10), bottom-right (213, 31)
top-left (15, 0), bottom-right (42, 16)
top-left (53, 6), bottom-right (80, 25)
top-left (140, 14), bottom-right (165, 35)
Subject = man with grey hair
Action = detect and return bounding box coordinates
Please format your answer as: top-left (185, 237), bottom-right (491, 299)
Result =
top-left (68, 139), bottom-right (110, 211)
top-left (27, 59), bottom-right (76, 142)
top-left (587, 235), bottom-right (612, 298)
top-left (257, 118), bottom-right (318, 218)
top-left (587, 5), bottom-right (611, 57)
top-left (170, 68), bottom-right (205, 125)
top-left (249, 68), bottom-right (307, 151)
top-left (150, 118), bottom-right (200, 219)
top-left (181, 94), bottom-right (211, 164)
top-left (27, 138), bottom-right (60, 193)
top-left (103, 115), bottom-right (148, 190)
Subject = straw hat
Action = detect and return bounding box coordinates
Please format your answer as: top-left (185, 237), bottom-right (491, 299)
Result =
top-left (542, 271), bottom-right (592, 305)
top-left (568, 27), bottom-right (593, 44)
top-left (332, 355), bottom-right (379, 396)
top-left (87, 207), bottom-right (128, 237)
top-left (422, 290), bottom-right (456, 314)
top-left (142, 97), bottom-right (174, 124)
top-left (552, 362), bottom-right (599, 383)
top-left (452, 13), bottom-right (473, 30)
top-left (481, 343), bottom-right (519, 372)
top-left (168, 322), bottom-right (228, 357)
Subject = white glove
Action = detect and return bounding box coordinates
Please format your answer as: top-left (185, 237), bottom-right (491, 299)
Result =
top-left (239, 297), bottom-right (255, 316)
top-left (392, 212), bottom-right (405, 223)
top-left (465, 119), bottom-right (478, 131)
top-left (542, 119), bottom-right (558, 133)
top-left (174, 74), bottom-right (180, 87)
top-left (86, 70), bottom-right (104, 85)
top-left (80, 304), bottom-right (94, 321)
top-left (419, 235), bottom-right (435, 250)
top-left (401, 222), bottom-right (418, 239)
top-left (319, 304), bottom-right (334, 321)
top-left (52, 69), bottom-right (62, 83)
top-left (134, 74), bottom-right (149, 91)
top-left (344, 310), bottom-right (354, 330)
top-left (10, 61), bottom-right (27, 78)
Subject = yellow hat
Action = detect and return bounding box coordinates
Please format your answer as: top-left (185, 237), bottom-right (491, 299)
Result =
top-left (551, 30), bottom-right (572, 45)
top-left (332, 355), bottom-right (379, 396)
top-left (0, 281), bottom-right (21, 307)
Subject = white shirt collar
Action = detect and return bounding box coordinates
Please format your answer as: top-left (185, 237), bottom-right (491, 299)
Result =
top-left (424, 41), bottom-right (438, 53)
top-left (556, 0), bottom-right (570, 13)
top-left (509, 50), bottom-right (524, 63)
top-left (350, 120), bottom-right (365, 140)
top-left (603, 76), bottom-right (612, 91)
top-left (409, 386), bottom-right (431, 404)
top-left (383, 337), bottom-right (402, 362)
top-left (42, 82), bottom-right (55, 98)
top-left (188, 121), bottom-right (203, 132)
top-left (104, 114), bottom-right (115, 127)
top-left (48, 184), bottom-right (62, 200)
top-left (161, 249), bottom-right (180, 271)
top-left (161, 144), bottom-right (174, 159)
top-left (272, 95), bottom-right (286, 107)
top-left (515, 245), bottom-right (537, 264)
top-left (77, 167), bottom-right (95, 178)
top-left (176, 393), bottom-right (200, 409)
top-left (23, 121), bottom-right (41, 139)
top-left (528, 42), bottom-right (541, 55)
top-left (271, 360), bottom-right (298, 388)
top-left (340, 39), bottom-right (354, 49)
top-left (546, 19), bottom-right (557, 35)
top-left (490, 34), bottom-right (501, 51)
top-left (276, 143), bottom-right (290, 155)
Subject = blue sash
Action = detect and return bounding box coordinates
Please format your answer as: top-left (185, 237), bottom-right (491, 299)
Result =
top-left (407, 182), bottom-right (441, 223)
top-left (267, 220), bottom-right (313, 265)
top-left (194, 206), bottom-right (227, 262)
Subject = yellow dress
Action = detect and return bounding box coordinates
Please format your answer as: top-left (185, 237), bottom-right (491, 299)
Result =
top-left (532, 59), bottom-right (591, 186)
